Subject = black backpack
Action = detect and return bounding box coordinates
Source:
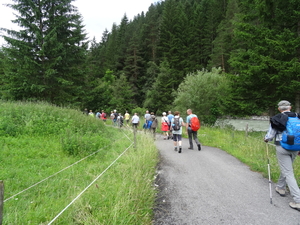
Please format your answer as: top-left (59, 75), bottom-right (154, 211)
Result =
top-left (173, 117), bottom-right (181, 131)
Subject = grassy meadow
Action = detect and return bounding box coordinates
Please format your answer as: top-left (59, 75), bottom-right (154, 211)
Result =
top-left (0, 101), bottom-right (158, 224)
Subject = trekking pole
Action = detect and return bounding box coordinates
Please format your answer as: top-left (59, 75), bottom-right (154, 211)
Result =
top-left (266, 143), bottom-right (273, 204)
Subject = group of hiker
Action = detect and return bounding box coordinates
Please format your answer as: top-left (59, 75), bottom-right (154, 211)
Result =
top-left (83, 100), bottom-right (300, 212)
top-left (83, 108), bottom-right (201, 153)
top-left (159, 109), bottom-right (201, 154)
top-left (83, 108), bottom-right (107, 121)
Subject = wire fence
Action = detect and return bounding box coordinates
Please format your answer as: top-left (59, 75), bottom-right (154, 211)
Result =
top-left (1, 127), bottom-right (136, 224)
top-left (48, 142), bottom-right (134, 224)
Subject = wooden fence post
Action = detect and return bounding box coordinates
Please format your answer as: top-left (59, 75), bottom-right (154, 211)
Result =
top-left (133, 127), bottom-right (137, 149)
top-left (245, 123), bottom-right (248, 137)
top-left (0, 180), bottom-right (4, 225)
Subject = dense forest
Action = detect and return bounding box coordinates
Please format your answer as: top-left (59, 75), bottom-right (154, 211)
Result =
top-left (1, 0), bottom-right (300, 124)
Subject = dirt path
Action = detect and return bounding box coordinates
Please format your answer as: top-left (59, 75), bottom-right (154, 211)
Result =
top-left (153, 134), bottom-right (300, 225)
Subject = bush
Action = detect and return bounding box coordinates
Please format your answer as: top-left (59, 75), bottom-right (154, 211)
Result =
top-left (173, 68), bottom-right (231, 125)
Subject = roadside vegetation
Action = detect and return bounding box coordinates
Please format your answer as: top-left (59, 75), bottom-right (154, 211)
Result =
top-left (1, 101), bottom-right (158, 224)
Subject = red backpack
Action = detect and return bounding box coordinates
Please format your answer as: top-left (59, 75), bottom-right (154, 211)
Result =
top-left (190, 116), bottom-right (200, 131)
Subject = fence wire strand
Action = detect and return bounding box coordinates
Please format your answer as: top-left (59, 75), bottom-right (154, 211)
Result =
top-left (47, 142), bottom-right (134, 225)
top-left (4, 135), bottom-right (130, 202)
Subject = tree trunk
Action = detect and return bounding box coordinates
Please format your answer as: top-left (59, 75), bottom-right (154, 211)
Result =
top-left (269, 106), bottom-right (275, 117)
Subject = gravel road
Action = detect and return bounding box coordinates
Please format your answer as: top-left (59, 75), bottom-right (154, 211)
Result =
top-left (153, 134), bottom-right (300, 225)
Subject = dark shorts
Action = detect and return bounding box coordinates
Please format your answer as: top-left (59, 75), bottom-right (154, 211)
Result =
top-left (173, 134), bottom-right (182, 142)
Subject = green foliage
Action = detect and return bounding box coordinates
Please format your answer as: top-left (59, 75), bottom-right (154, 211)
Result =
top-left (144, 60), bottom-right (173, 113)
top-left (131, 107), bottom-right (149, 118)
top-left (174, 68), bottom-right (230, 125)
top-left (1, 0), bottom-right (88, 105)
top-left (229, 0), bottom-right (300, 114)
top-left (0, 101), bottom-right (106, 138)
top-left (3, 0), bottom-right (300, 116)
top-left (1, 101), bottom-right (158, 224)
top-left (109, 73), bottom-right (136, 113)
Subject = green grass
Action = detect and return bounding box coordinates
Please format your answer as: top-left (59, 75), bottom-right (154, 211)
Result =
top-left (0, 101), bottom-right (158, 225)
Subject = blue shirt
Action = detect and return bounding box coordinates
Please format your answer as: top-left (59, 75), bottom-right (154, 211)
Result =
top-left (167, 114), bottom-right (174, 124)
top-left (186, 114), bottom-right (197, 130)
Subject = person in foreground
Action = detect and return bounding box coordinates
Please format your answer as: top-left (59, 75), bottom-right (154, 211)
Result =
top-left (186, 109), bottom-right (201, 150)
top-left (264, 100), bottom-right (300, 211)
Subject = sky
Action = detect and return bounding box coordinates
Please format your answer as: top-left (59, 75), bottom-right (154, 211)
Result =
top-left (0, 0), bottom-right (158, 46)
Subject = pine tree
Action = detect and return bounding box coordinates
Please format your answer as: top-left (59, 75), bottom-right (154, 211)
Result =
top-left (1, 0), bottom-right (88, 104)
top-left (144, 60), bottom-right (173, 112)
top-left (209, 0), bottom-right (239, 72)
top-left (123, 33), bottom-right (145, 105)
top-left (229, 0), bottom-right (300, 115)
top-left (109, 73), bottom-right (136, 113)
top-left (115, 15), bottom-right (129, 72)
top-left (140, 3), bottom-right (162, 63)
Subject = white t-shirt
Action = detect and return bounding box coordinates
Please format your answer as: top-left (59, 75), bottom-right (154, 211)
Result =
top-left (131, 115), bottom-right (139, 124)
top-left (161, 116), bottom-right (169, 124)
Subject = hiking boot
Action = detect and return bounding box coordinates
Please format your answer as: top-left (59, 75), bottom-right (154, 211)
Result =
top-left (275, 187), bottom-right (286, 197)
top-left (198, 144), bottom-right (201, 151)
top-left (289, 202), bottom-right (300, 211)
top-left (178, 147), bottom-right (182, 153)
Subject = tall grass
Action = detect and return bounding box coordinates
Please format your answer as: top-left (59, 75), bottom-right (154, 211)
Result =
top-left (0, 101), bottom-right (158, 224)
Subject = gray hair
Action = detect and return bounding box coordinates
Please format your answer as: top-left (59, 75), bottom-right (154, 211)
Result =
top-left (278, 100), bottom-right (291, 111)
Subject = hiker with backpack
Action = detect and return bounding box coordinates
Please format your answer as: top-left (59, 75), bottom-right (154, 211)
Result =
top-left (101, 110), bottom-right (107, 122)
top-left (186, 109), bottom-right (201, 150)
top-left (113, 110), bottom-right (118, 126)
top-left (117, 113), bottom-right (124, 128)
top-left (161, 112), bottom-right (170, 140)
top-left (171, 111), bottom-right (185, 153)
top-left (95, 110), bottom-right (101, 119)
top-left (167, 111), bottom-right (175, 139)
top-left (131, 113), bottom-right (140, 129)
top-left (149, 113), bottom-right (158, 140)
top-left (124, 111), bottom-right (130, 126)
top-left (264, 100), bottom-right (300, 211)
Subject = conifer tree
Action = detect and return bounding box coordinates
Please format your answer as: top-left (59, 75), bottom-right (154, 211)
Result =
top-left (115, 15), bottom-right (129, 72)
top-left (140, 3), bottom-right (162, 63)
top-left (123, 33), bottom-right (145, 105)
top-left (229, 0), bottom-right (300, 115)
top-left (209, 0), bottom-right (239, 72)
top-left (1, 0), bottom-right (88, 104)
top-left (144, 60), bottom-right (173, 113)
top-left (109, 73), bottom-right (136, 113)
